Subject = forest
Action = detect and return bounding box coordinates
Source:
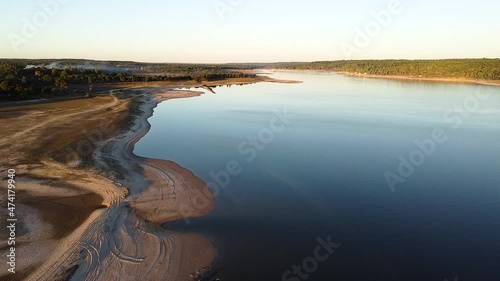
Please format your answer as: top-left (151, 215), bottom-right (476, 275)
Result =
top-left (0, 60), bottom-right (258, 101)
top-left (279, 59), bottom-right (500, 80)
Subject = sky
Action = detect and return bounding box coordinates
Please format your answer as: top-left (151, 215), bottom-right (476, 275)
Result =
top-left (1, 0), bottom-right (499, 63)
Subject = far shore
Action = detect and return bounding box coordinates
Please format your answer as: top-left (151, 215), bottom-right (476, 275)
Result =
top-left (273, 69), bottom-right (500, 87)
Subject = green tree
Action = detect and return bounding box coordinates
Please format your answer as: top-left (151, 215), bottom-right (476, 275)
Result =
top-left (117, 73), bottom-right (127, 82)
top-left (60, 70), bottom-right (69, 80)
top-left (0, 81), bottom-right (9, 91)
top-left (55, 77), bottom-right (67, 93)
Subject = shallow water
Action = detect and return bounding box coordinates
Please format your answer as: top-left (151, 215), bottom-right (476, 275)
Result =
top-left (135, 71), bottom-right (500, 281)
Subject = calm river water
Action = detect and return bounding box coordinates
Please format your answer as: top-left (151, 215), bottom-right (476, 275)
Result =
top-left (135, 71), bottom-right (500, 281)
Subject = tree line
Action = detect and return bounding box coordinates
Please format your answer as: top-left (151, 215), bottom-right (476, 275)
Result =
top-left (0, 63), bottom-right (256, 101)
top-left (279, 59), bottom-right (500, 80)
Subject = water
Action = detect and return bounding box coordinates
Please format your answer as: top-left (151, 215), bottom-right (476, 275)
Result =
top-left (135, 71), bottom-right (500, 281)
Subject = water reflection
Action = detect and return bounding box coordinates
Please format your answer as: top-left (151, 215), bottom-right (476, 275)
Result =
top-left (138, 71), bottom-right (500, 281)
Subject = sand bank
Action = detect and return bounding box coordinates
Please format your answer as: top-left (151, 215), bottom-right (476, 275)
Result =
top-left (0, 87), bottom-right (216, 281)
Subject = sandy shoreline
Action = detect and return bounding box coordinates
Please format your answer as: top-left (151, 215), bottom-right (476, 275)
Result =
top-left (75, 88), bottom-right (218, 281)
top-left (273, 69), bottom-right (500, 87)
top-left (337, 72), bottom-right (500, 87)
top-left (0, 86), bottom-right (221, 281)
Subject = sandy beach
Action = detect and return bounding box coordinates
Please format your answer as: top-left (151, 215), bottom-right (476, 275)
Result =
top-left (0, 86), bottom-right (218, 281)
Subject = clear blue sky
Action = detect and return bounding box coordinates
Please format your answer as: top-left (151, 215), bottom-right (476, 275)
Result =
top-left (1, 0), bottom-right (499, 63)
